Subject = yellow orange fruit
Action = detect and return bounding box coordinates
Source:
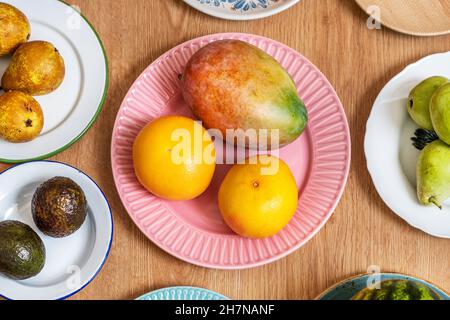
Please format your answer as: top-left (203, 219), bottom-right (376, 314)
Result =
top-left (218, 155), bottom-right (298, 238)
top-left (133, 115), bottom-right (216, 201)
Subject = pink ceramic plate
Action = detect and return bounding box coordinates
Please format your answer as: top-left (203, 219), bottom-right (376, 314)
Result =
top-left (111, 33), bottom-right (350, 269)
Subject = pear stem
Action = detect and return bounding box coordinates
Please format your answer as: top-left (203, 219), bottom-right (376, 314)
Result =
top-left (429, 197), bottom-right (442, 210)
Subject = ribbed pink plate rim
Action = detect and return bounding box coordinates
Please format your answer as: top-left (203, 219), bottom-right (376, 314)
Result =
top-left (111, 33), bottom-right (351, 269)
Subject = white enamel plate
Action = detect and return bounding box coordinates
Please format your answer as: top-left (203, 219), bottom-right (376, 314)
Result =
top-left (183, 0), bottom-right (300, 20)
top-left (0, 161), bottom-right (113, 300)
top-left (365, 52), bottom-right (450, 238)
top-left (0, 0), bottom-right (108, 163)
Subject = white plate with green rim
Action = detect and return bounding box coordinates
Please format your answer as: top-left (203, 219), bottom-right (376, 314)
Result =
top-left (183, 0), bottom-right (300, 21)
top-left (0, 0), bottom-right (108, 163)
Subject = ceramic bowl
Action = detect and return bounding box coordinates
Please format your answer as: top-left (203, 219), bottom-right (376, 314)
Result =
top-left (318, 273), bottom-right (450, 300)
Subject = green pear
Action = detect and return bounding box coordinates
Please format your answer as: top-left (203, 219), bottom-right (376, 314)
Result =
top-left (430, 82), bottom-right (450, 145)
top-left (417, 140), bottom-right (450, 209)
top-left (407, 76), bottom-right (449, 130)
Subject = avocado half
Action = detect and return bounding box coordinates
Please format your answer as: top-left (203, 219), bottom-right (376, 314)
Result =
top-left (32, 177), bottom-right (88, 238)
top-left (0, 220), bottom-right (46, 280)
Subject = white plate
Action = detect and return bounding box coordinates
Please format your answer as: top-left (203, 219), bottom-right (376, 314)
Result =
top-left (183, 0), bottom-right (300, 20)
top-left (365, 52), bottom-right (450, 238)
top-left (0, 0), bottom-right (108, 163)
top-left (0, 161), bottom-right (113, 300)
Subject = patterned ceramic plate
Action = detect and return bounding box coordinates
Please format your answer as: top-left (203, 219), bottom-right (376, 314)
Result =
top-left (111, 33), bottom-right (350, 269)
top-left (137, 286), bottom-right (229, 300)
top-left (317, 273), bottom-right (450, 300)
top-left (183, 0), bottom-right (301, 20)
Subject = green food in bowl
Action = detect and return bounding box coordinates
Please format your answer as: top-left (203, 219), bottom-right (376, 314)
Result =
top-left (352, 280), bottom-right (440, 300)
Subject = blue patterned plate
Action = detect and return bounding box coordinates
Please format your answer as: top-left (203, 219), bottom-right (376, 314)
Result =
top-left (183, 0), bottom-right (300, 20)
top-left (136, 286), bottom-right (229, 300)
top-left (317, 273), bottom-right (450, 300)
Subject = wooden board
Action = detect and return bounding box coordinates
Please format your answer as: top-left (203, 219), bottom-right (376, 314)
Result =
top-left (1, 0), bottom-right (449, 300)
top-left (356, 0), bottom-right (450, 36)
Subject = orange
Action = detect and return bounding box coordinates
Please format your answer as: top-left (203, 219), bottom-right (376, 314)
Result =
top-left (133, 115), bottom-right (216, 201)
top-left (218, 155), bottom-right (298, 238)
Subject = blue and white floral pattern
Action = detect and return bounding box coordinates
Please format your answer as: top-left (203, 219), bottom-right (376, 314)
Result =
top-left (197, 0), bottom-right (286, 12)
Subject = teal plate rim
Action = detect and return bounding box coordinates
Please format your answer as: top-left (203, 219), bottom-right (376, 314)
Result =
top-left (136, 286), bottom-right (229, 301)
top-left (0, 0), bottom-right (109, 164)
top-left (317, 273), bottom-right (450, 300)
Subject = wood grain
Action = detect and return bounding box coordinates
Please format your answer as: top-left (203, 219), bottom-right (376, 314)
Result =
top-left (1, 0), bottom-right (449, 300)
top-left (356, 0), bottom-right (450, 36)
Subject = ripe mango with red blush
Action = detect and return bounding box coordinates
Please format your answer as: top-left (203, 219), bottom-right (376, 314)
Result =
top-left (180, 40), bottom-right (308, 150)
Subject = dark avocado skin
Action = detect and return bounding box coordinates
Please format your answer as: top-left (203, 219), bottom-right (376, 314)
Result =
top-left (0, 220), bottom-right (45, 280)
top-left (32, 177), bottom-right (87, 238)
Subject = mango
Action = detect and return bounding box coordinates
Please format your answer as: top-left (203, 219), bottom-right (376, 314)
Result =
top-left (0, 3), bottom-right (30, 56)
top-left (1, 41), bottom-right (65, 95)
top-left (181, 40), bottom-right (308, 149)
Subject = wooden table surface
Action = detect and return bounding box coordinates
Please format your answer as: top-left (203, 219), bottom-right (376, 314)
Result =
top-left (1, 0), bottom-right (449, 300)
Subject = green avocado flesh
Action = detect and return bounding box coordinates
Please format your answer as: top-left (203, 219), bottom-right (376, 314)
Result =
top-left (0, 220), bottom-right (45, 280)
top-left (352, 280), bottom-right (439, 300)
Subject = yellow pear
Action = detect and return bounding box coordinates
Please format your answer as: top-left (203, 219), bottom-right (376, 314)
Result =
top-left (0, 3), bottom-right (30, 56)
top-left (0, 91), bottom-right (44, 143)
top-left (1, 41), bottom-right (65, 95)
